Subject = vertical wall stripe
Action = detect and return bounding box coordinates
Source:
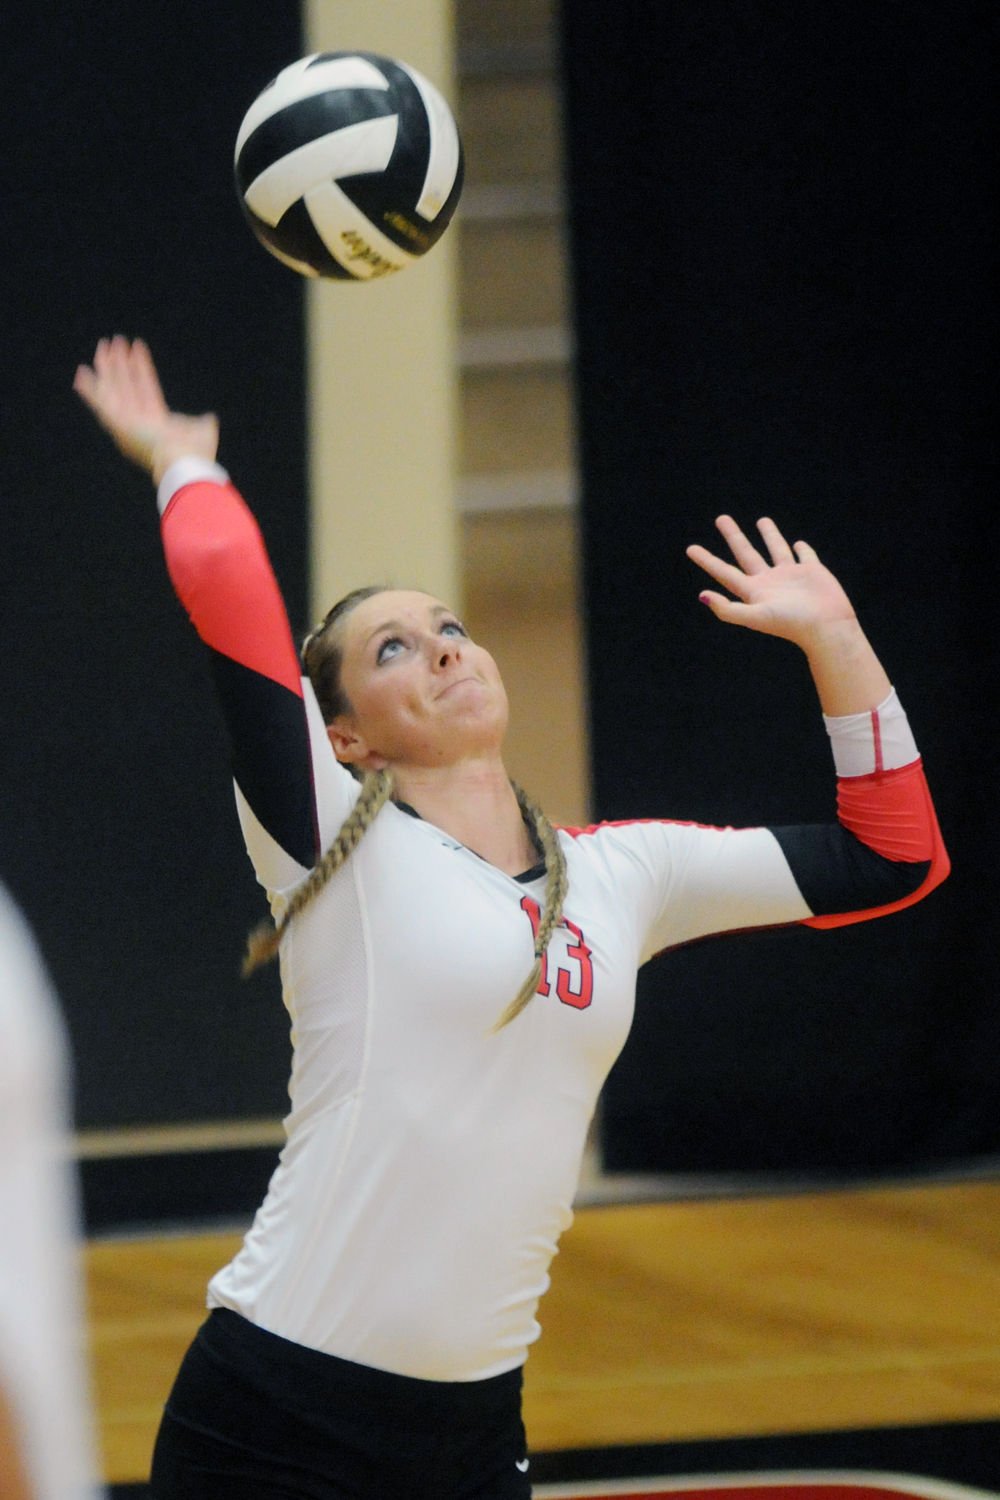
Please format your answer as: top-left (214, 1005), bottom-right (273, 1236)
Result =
top-left (303, 0), bottom-right (462, 619)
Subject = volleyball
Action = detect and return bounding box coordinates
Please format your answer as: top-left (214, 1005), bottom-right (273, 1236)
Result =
top-left (234, 52), bottom-right (464, 282)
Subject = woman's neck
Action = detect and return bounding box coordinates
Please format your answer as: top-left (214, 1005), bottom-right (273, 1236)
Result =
top-left (392, 761), bottom-right (538, 875)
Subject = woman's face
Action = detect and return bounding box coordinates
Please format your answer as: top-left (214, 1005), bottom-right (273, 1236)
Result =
top-left (326, 590), bottom-right (510, 771)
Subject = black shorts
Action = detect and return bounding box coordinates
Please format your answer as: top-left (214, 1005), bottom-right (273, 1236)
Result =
top-left (149, 1308), bottom-right (533, 1500)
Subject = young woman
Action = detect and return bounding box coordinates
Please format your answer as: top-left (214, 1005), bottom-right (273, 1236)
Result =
top-left (74, 337), bottom-right (948, 1500)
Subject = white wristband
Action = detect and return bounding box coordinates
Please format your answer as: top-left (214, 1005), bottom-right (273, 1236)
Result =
top-left (823, 688), bottom-right (920, 777)
top-left (156, 457), bottom-right (231, 516)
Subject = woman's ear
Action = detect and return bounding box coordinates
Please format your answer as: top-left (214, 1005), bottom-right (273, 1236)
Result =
top-left (326, 719), bottom-right (387, 771)
top-left (326, 717), bottom-right (363, 764)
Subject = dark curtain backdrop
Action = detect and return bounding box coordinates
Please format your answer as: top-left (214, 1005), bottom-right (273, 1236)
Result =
top-left (559, 1), bottom-right (998, 1173)
top-left (1, 5), bottom-right (307, 1130)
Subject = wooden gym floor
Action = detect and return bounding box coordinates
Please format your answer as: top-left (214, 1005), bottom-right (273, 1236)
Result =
top-left (84, 1175), bottom-right (1000, 1487)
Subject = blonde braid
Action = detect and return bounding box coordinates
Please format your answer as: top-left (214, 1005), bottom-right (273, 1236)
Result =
top-left (491, 784), bottom-right (569, 1032)
top-left (242, 768), bottom-right (395, 976)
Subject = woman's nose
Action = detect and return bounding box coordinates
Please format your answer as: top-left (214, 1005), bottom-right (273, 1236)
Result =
top-left (433, 635), bottom-right (460, 668)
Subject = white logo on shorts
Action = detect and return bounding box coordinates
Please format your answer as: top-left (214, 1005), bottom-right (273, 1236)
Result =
top-left (516, 1458), bottom-right (530, 1472)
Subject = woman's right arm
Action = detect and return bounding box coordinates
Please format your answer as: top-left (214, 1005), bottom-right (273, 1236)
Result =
top-left (74, 338), bottom-right (349, 890)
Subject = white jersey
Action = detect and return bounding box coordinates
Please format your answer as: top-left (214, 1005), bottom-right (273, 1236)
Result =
top-left (0, 885), bottom-right (104, 1498)
top-left (156, 462), bottom-right (947, 1383)
top-left (208, 730), bottom-right (812, 1379)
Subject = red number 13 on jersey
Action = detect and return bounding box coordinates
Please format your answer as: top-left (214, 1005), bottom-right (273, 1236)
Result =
top-left (520, 896), bottom-right (595, 1010)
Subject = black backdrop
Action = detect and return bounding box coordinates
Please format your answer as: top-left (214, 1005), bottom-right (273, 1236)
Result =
top-left (559, 1), bottom-right (998, 1172)
top-left (1, 4), bottom-right (306, 1133)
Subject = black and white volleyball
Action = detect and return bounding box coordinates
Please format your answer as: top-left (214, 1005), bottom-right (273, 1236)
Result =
top-left (235, 52), bottom-right (464, 281)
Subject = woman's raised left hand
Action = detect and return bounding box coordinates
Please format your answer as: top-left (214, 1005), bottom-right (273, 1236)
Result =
top-left (686, 515), bottom-right (858, 651)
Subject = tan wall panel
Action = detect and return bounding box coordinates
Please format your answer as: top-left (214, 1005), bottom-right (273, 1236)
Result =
top-left (456, 0), bottom-right (557, 51)
top-left (459, 75), bottom-right (562, 185)
top-left (462, 509), bottom-right (591, 827)
top-left (459, 217), bottom-right (569, 330)
top-left (461, 367), bottom-right (573, 474)
top-left (305, 0), bottom-right (463, 615)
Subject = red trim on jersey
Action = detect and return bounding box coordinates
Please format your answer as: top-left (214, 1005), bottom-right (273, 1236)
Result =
top-left (161, 482), bottom-right (303, 696)
top-left (559, 817), bottom-right (732, 838)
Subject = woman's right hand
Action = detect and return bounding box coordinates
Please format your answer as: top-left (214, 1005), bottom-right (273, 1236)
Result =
top-left (73, 336), bottom-right (219, 485)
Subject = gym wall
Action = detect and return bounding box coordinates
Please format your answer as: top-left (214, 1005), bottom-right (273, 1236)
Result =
top-left (2, 5), bottom-right (309, 1221)
top-left (559, 0), bottom-right (998, 1174)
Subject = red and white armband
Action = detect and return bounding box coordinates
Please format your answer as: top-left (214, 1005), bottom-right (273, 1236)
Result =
top-left (805, 688), bottom-right (950, 928)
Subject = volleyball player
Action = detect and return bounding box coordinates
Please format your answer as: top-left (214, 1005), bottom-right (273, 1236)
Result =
top-left (73, 336), bottom-right (948, 1500)
top-left (0, 884), bottom-right (104, 1500)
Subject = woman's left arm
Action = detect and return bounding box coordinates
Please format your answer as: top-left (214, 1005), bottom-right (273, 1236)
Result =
top-left (687, 515), bottom-right (950, 926)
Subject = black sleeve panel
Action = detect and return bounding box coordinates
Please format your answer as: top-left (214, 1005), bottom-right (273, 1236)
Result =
top-left (208, 647), bottom-right (320, 872)
top-left (769, 823), bottom-right (931, 917)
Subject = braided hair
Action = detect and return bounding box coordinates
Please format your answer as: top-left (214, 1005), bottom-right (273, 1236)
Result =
top-left (242, 767), bottom-right (395, 975)
top-left (490, 784), bottom-right (569, 1031)
top-left (243, 589), bottom-right (569, 1029)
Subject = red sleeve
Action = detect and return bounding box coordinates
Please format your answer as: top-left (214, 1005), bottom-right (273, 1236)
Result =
top-left (160, 479), bottom-right (322, 871)
top-left (161, 480), bottom-right (303, 697)
top-left (803, 759), bottom-right (950, 930)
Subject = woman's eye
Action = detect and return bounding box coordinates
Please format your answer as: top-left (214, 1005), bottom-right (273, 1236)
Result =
top-left (376, 636), bottom-right (405, 664)
top-left (441, 620), bottom-right (468, 639)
